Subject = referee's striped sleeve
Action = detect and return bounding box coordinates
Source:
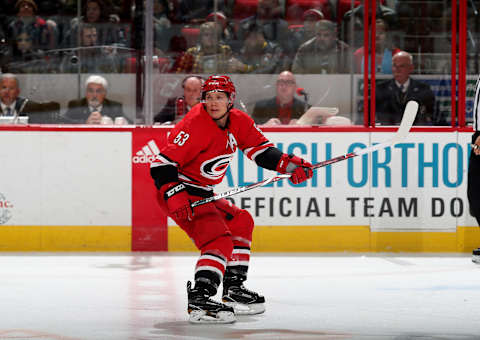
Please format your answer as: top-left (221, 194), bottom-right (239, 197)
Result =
top-left (473, 74), bottom-right (480, 132)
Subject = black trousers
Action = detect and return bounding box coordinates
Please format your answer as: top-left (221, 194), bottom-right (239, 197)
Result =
top-left (468, 150), bottom-right (480, 226)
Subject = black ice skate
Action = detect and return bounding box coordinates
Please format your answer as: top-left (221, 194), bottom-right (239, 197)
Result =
top-left (187, 281), bottom-right (235, 324)
top-left (473, 248), bottom-right (480, 264)
top-left (222, 284), bottom-right (266, 315)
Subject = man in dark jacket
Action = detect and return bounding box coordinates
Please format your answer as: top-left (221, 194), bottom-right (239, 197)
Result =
top-left (0, 73), bottom-right (59, 123)
top-left (251, 70), bottom-right (309, 125)
top-left (63, 74), bottom-right (126, 124)
top-left (375, 51), bottom-right (435, 126)
top-left (154, 75), bottom-right (203, 124)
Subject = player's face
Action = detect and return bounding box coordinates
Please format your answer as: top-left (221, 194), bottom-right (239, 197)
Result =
top-left (86, 83), bottom-right (106, 107)
top-left (204, 91), bottom-right (229, 119)
top-left (0, 78), bottom-right (20, 106)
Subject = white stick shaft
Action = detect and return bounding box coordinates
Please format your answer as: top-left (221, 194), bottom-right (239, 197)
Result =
top-left (191, 101), bottom-right (419, 208)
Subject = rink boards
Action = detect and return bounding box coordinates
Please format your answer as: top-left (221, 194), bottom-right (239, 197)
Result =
top-left (0, 125), bottom-right (479, 252)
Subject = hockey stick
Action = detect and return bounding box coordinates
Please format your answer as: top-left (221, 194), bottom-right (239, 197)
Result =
top-left (191, 100), bottom-right (419, 208)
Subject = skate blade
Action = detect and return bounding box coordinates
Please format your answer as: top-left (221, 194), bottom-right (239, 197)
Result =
top-left (224, 301), bottom-right (266, 315)
top-left (472, 255), bottom-right (480, 264)
top-left (188, 310), bottom-right (236, 324)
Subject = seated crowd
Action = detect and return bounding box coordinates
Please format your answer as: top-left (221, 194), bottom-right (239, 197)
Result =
top-left (0, 0), bottom-right (455, 126)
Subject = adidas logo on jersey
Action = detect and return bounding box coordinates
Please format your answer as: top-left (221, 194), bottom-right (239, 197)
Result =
top-left (133, 140), bottom-right (160, 163)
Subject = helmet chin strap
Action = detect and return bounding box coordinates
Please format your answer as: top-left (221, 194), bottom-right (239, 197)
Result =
top-left (212, 103), bottom-right (233, 121)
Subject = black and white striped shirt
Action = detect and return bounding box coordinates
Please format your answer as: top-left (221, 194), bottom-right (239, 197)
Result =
top-left (473, 74), bottom-right (480, 132)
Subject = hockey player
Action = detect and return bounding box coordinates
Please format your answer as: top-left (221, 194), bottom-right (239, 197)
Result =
top-left (469, 74), bottom-right (480, 264)
top-left (150, 75), bottom-right (314, 323)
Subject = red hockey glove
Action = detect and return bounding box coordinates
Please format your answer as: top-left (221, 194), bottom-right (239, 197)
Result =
top-left (276, 154), bottom-right (314, 185)
top-left (160, 182), bottom-right (193, 222)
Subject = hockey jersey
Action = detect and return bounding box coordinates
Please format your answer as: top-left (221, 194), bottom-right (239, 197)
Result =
top-left (151, 103), bottom-right (274, 190)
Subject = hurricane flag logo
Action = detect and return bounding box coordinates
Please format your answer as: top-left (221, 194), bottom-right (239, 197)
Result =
top-left (200, 154), bottom-right (234, 180)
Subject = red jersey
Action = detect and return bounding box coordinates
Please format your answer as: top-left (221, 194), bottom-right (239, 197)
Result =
top-left (152, 104), bottom-right (274, 190)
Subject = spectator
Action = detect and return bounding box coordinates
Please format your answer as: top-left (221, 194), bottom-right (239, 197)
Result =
top-left (62, 0), bottom-right (120, 48)
top-left (289, 8), bottom-right (324, 54)
top-left (353, 18), bottom-right (400, 74)
top-left (235, 24), bottom-right (286, 74)
top-left (251, 70), bottom-right (310, 125)
top-left (176, 0), bottom-right (226, 24)
top-left (205, 11), bottom-right (238, 51)
top-left (62, 75), bottom-right (127, 124)
top-left (153, 0), bottom-right (173, 56)
top-left (154, 75), bottom-right (203, 124)
top-left (236, 0), bottom-right (291, 55)
top-left (0, 27), bottom-right (9, 70)
top-left (59, 24), bottom-right (123, 73)
top-left (6, 0), bottom-right (57, 51)
top-left (2, 28), bottom-right (52, 73)
top-left (341, 0), bottom-right (397, 48)
top-left (173, 22), bottom-right (246, 74)
top-left (292, 20), bottom-right (351, 74)
top-left (0, 73), bottom-right (59, 123)
top-left (375, 51), bottom-right (435, 126)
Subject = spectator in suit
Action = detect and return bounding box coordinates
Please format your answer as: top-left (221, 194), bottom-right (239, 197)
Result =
top-left (154, 75), bottom-right (203, 124)
top-left (251, 70), bottom-right (310, 125)
top-left (375, 51), bottom-right (435, 126)
top-left (63, 75), bottom-right (127, 124)
top-left (0, 73), bottom-right (59, 123)
top-left (292, 20), bottom-right (351, 74)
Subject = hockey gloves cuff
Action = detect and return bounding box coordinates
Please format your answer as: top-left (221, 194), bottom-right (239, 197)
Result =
top-left (160, 182), bottom-right (193, 222)
top-left (276, 154), bottom-right (314, 185)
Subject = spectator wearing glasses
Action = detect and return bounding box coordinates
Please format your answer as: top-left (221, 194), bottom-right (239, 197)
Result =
top-left (251, 70), bottom-right (310, 125)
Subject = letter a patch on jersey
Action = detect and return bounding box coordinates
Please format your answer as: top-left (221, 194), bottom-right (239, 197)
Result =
top-left (226, 132), bottom-right (237, 152)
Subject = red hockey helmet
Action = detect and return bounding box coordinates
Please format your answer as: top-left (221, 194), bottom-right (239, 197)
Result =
top-left (201, 75), bottom-right (236, 104)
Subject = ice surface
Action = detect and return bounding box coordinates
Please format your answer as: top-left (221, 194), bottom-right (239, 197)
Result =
top-left (0, 253), bottom-right (479, 340)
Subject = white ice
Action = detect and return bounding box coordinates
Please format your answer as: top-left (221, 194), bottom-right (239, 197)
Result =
top-left (0, 253), bottom-right (479, 340)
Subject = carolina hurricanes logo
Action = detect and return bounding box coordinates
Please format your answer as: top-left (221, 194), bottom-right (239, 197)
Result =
top-left (200, 154), bottom-right (234, 180)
